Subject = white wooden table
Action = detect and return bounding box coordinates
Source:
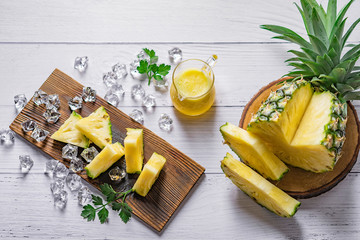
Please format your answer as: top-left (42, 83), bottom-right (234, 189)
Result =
top-left (1, 0), bottom-right (360, 239)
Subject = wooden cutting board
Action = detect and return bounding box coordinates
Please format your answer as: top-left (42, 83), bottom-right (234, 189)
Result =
top-left (9, 69), bottom-right (205, 232)
top-left (239, 78), bottom-right (360, 199)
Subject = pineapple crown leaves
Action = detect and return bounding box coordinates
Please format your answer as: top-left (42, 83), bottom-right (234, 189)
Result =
top-left (261, 0), bottom-right (360, 101)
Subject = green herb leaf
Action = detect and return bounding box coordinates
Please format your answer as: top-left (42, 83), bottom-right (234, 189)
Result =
top-left (92, 195), bottom-right (103, 206)
top-left (119, 205), bottom-right (132, 223)
top-left (98, 207), bottom-right (109, 224)
top-left (111, 202), bottom-right (123, 211)
top-left (153, 74), bottom-right (163, 81)
top-left (157, 64), bottom-right (171, 76)
top-left (137, 60), bottom-right (149, 74)
top-left (100, 183), bottom-right (116, 195)
top-left (81, 205), bottom-right (96, 221)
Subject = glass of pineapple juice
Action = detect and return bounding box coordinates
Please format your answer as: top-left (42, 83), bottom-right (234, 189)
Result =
top-left (170, 55), bottom-right (217, 116)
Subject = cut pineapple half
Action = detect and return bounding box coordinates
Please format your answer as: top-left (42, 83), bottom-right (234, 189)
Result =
top-left (220, 122), bottom-right (288, 180)
top-left (51, 111), bottom-right (89, 148)
top-left (248, 80), bottom-right (347, 173)
top-left (124, 128), bottom-right (144, 174)
top-left (221, 153), bottom-right (300, 217)
top-left (75, 106), bottom-right (112, 149)
top-left (133, 152), bottom-right (166, 197)
top-left (85, 142), bottom-right (125, 179)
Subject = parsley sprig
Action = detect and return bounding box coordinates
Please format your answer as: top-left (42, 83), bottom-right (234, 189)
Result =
top-left (81, 183), bottom-right (133, 224)
top-left (137, 48), bottom-right (171, 86)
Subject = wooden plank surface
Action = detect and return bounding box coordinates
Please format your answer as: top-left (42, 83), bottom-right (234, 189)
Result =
top-left (9, 69), bottom-right (205, 232)
top-left (1, 0), bottom-right (360, 239)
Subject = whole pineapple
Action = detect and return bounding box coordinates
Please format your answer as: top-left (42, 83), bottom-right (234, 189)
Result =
top-left (248, 0), bottom-right (359, 173)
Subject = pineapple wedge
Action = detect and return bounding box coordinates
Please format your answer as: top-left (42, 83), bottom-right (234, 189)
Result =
top-left (85, 142), bottom-right (125, 179)
top-left (133, 152), bottom-right (166, 197)
top-left (75, 106), bottom-right (112, 149)
top-left (221, 153), bottom-right (300, 217)
top-left (51, 111), bottom-right (89, 148)
top-left (220, 122), bottom-right (288, 180)
top-left (124, 128), bottom-right (144, 174)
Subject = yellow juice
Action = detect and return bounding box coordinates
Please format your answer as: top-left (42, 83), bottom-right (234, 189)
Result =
top-left (170, 68), bottom-right (215, 116)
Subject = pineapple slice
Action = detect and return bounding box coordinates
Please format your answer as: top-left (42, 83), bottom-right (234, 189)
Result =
top-left (220, 122), bottom-right (288, 180)
top-left (75, 106), bottom-right (112, 149)
top-left (51, 111), bottom-right (89, 148)
top-left (124, 128), bottom-right (144, 174)
top-left (221, 153), bottom-right (300, 217)
top-left (85, 142), bottom-right (125, 179)
top-left (133, 152), bottom-right (166, 197)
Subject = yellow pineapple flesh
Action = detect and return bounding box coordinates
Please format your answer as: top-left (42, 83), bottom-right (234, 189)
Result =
top-left (220, 122), bottom-right (288, 180)
top-left (221, 153), bottom-right (300, 217)
top-left (124, 128), bottom-right (144, 174)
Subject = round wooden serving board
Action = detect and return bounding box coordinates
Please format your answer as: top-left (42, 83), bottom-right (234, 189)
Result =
top-left (239, 78), bottom-right (360, 199)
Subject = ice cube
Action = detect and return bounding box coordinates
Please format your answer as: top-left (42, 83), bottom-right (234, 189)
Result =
top-left (30, 127), bottom-right (49, 142)
top-left (21, 120), bottom-right (37, 132)
top-left (112, 63), bottom-right (128, 80)
top-left (129, 109), bottom-right (144, 124)
top-left (80, 146), bottom-right (99, 163)
top-left (82, 87), bottom-right (96, 102)
top-left (44, 159), bottom-right (58, 175)
top-left (19, 155), bottom-right (34, 173)
top-left (50, 179), bottom-right (65, 195)
top-left (53, 162), bottom-right (69, 180)
top-left (154, 78), bottom-right (169, 91)
top-left (33, 90), bottom-right (49, 106)
top-left (137, 49), bottom-right (157, 64)
top-left (43, 107), bottom-right (61, 123)
top-left (66, 173), bottom-right (82, 191)
top-left (130, 60), bottom-right (146, 80)
top-left (14, 94), bottom-right (27, 112)
top-left (74, 56), bottom-right (89, 73)
top-left (158, 113), bottom-right (173, 131)
top-left (62, 144), bottom-right (78, 160)
top-left (68, 96), bottom-right (83, 110)
top-left (78, 186), bottom-right (92, 206)
top-left (47, 94), bottom-right (60, 109)
top-left (168, 47), bottom-right (183, 64)
top-left (143, 94), bottom-right (156, 108)
top-left (108, 166), bottom-right (126, 182)
top-left (69, 157), bottom-right (84, 172)
top-left (0, 129), bottom-right (15, 144)
top-left (104, 90), bottom-right (120, 107)
top-left (54, 190), bottom-right (68, 209)
top-left (103, 72), bottom-right (117, 88)
top-left (131, 84), bottom-right (145, 100)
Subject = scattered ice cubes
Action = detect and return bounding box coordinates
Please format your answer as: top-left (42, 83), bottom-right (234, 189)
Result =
top-left (74, 56), bottom-right (89, 73)
top-left (21, 119), bottom-right (37, 132)
top-left (44, 159), bottom-right (58, 175)
top-left (33, 90), bottom-right (49, 106)
top-left (66, 173), bottom-right (82, 191)
top-left (69, 157), bottom-right (84, 172)
top-left (112, 63), bottom-right (128, 80)
top-left (103, 72), bottom-right (117, 88)
top-left (82, 87), bottom-right (96, 102)
top-left (143, 94), bottom-right (156, 108)
top-left (54, 190), bottom-right (68, 209)
top-left (104, 84), bottom-right (125, 107)
top-left (50, 179), bottom-right (65, 195)
top-left (19, 155), bottom-right (34, 173)
top-left (0, 129), bottom-right (15, 144)
top-left (80, 146), bottom-right (99, 163)
top-left (47, 94), bottom-right (60, 109)
top-left (43, 107), bottom-right (61, 123)
top-left (108, 166), bottom-right (126, 182)
top-left (131, 84), bottom-right (145, 100)
top-left (129, 109), bottom-right (144, 124)
top-left (68, 96), bottom-right (83, 110)
top-left (53, 162), bottom-right (69, 180)
top-left (31, 127), bottom-right (49, 142)
top-left (78, 186), bottom-right (92, 206)
top-left (62, 144), bottom-right (78, 160)
top-left (14, 94), bottom-right (27, 112)
top-left (130, 60), bottom-right (146, 80)
top-left (168, 47), bottom-right (183, 64)
top-left (158, 113), bottom-right (173, 131)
